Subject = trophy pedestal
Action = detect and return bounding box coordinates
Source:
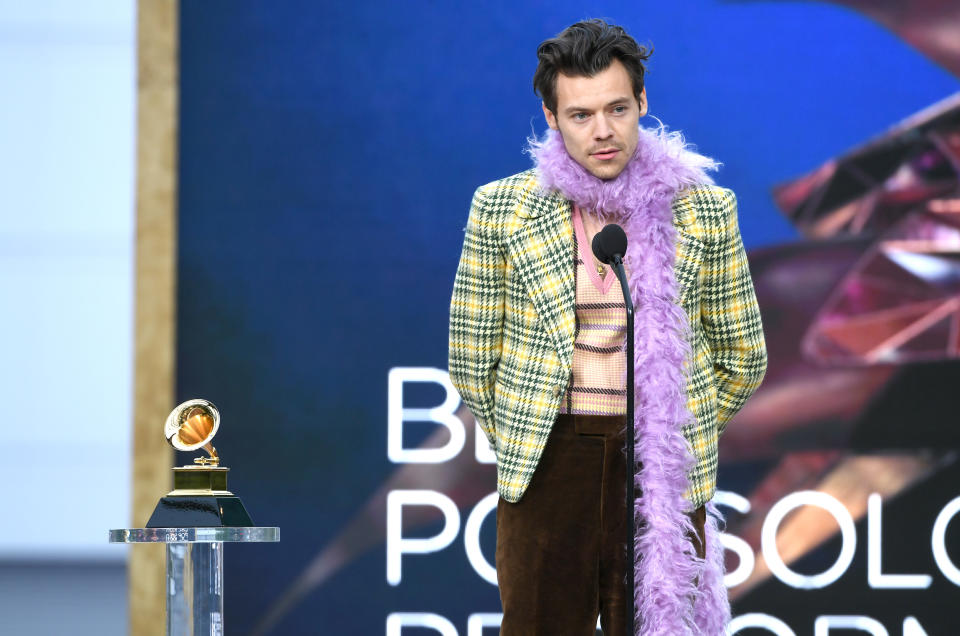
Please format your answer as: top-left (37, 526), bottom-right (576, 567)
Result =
top-left (109, 527), bottom-right (279, 636)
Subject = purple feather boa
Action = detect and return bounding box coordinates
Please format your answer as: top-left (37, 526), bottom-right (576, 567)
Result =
top-left (528, 124), bottom-right (731, 635)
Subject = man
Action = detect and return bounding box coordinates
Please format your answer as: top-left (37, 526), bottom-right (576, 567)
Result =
top-left (448, 19), bottom-right (766, 636)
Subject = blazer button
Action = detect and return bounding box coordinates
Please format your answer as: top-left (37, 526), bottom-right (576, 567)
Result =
top-left (553, 385), bottom-right (563, 397)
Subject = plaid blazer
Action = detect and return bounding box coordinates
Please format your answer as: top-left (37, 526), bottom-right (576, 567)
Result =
top-left (448, 169), bottom-right (767, 508)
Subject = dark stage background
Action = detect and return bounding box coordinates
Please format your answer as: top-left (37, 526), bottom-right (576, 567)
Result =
top-left (175, 1), bottom-right (960, 634)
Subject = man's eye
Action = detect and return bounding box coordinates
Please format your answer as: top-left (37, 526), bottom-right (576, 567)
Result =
top-left (573, 113), bottom-right (588, 121)
top-left (613, 106), bottom-right (626, 114)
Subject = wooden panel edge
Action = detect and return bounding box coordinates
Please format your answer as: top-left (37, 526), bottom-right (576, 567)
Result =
top-left (131, 1), bottom-right (178, 634)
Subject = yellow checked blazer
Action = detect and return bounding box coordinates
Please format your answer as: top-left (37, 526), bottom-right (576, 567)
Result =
top-left (448, 169), bottom-right (767, 508)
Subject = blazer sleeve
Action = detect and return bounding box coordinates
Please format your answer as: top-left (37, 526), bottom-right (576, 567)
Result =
top-left (701, 188), bottom-right (768, 434)
top-left (448, 187), bottom-right (505, 450)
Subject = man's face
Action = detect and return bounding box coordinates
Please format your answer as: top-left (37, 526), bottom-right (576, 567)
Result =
top-left (543, 59), bottom-right (647, 180)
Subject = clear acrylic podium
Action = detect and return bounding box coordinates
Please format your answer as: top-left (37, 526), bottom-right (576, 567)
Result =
top-left (110, 526), bottom-right (279, 635)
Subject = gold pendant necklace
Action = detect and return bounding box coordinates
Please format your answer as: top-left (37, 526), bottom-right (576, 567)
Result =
top-left (584, 208), bottom-right (608, 279)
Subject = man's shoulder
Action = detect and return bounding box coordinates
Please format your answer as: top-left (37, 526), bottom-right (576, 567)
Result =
top-left (474, 168), bottom-right (540, 201)
top-left (470, 168), bottom-right (564, 224)
top-left (672, 183), bottom-right (737, 234)
top-left (674, 183), bottom-right (735, 217)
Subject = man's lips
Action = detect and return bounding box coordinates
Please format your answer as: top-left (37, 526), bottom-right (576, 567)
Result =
top-left (591, 148), bottom-right (620, 160)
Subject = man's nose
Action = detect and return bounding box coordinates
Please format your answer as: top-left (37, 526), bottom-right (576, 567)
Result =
top-left (593, 114), bottom-right (613, 140)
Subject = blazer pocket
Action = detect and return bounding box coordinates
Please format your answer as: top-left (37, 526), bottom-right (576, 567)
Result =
top-left (684, 380), bottom-right (719, 438)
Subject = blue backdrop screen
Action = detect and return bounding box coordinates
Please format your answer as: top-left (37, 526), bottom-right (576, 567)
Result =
top-left (177, 2), bottom-right (960, 634)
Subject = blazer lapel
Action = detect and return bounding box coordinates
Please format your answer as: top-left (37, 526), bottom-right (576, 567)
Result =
top-left (505, 190), bottom-right (576, 370)
top-left (672, 193), bottom-right (708, 307)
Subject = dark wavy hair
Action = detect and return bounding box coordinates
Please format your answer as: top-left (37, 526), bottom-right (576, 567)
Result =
top-left (533, 19), bottom-right (652, 115)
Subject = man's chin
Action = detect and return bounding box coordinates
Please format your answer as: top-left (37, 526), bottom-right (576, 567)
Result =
top-left (586, 160), bottom-right (627, 181)
top-left (568, 151), bottom-right (629, 180)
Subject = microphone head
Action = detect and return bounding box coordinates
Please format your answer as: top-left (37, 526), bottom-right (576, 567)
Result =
top-left (591, 223), bottom-right (628, 264)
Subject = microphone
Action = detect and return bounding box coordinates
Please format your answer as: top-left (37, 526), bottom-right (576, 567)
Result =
top-left (591, 222), bottom-right (636, 636)
top-left (591, 223), bottom-right (628, 266)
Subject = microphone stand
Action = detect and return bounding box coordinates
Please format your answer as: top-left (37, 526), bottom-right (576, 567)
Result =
top-left (611, 253), bottom-right (635, 636)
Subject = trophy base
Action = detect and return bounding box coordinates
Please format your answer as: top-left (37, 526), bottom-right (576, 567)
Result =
top-left (146, 495), bottom-right (255, 528)
top-left (145, 465), bottom-right (254, 527)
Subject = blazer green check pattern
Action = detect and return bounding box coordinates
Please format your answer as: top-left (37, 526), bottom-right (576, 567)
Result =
top-left (448, 169), bottom-right (767, 508)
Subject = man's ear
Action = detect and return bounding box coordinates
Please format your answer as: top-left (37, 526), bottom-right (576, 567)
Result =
top-left (542, 102), bottom-right (559, 131)
top-left (638, 87), bottom-right (648, 118)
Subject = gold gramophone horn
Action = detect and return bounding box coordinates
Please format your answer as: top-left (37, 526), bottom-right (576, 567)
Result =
top-left (164, 399), bottom-right (221, 466)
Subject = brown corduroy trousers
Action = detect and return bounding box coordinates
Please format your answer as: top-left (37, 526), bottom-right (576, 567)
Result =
top-left (496, 413), bottom-right (706, 636)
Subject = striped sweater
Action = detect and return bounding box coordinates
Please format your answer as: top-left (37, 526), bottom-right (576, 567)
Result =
top-left (560, 204), bottom-right (629, 415)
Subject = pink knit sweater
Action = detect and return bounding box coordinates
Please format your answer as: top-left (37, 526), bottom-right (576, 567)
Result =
top-left (560, 204), bottom-right (630, 416)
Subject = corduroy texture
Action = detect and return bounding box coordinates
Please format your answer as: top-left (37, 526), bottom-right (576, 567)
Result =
top-left (529, 123), bottom-right (730, 635)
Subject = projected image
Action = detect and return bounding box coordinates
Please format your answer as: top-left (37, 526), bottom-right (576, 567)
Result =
top-left (717, 2), bottom-right (960, 630)
top-left (722, 95), bottom-right (960, 624)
